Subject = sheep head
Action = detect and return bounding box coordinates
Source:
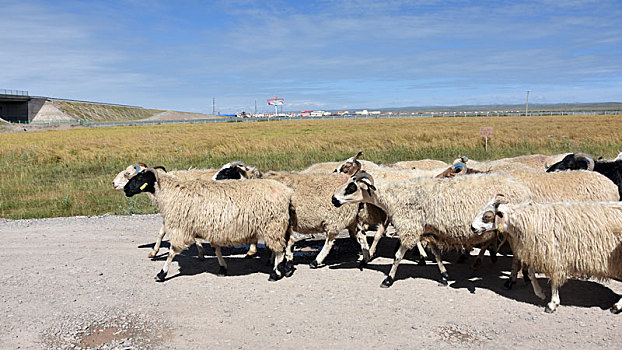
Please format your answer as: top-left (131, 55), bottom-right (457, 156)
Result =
top-left (470, 194), bottom-right (508, 235)
top-left (124, 168), bottom-right (158, 197)
top-left (334, 151), bottom-right (363, 175)
top-left (331, 171), bottom-right (376, 208)
top-left (546, 152), bottom-right (594, 172)
top-left (212, 161), bottom-right (263, 180)
top-left (113, 163), bottom-right (148, 190)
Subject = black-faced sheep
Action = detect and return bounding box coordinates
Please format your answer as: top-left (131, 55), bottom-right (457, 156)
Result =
top-left (547, 152), bottom-right (622, 200)
top-left (123, 168), bottom-right (295, 282)
top-left (331, 172), bottom-right (533, 287)
top-left (471, 195), bottom-right (622, 313)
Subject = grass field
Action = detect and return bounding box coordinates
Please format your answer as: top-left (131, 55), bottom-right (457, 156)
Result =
top-left (1, 114), bottom-right (622, 219)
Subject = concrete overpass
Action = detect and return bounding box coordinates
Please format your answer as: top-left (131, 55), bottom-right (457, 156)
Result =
top-left (0, 90), bottom-right (47, 123)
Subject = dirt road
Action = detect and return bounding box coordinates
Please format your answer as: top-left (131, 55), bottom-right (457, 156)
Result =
top-left (1, 214), bottom-right (619, 349)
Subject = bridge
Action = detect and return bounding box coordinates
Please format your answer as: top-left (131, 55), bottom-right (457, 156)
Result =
top-left (0, 90), bottom-right (47, 123)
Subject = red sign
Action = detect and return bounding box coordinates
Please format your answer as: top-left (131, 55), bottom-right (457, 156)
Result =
top-left (480, 127), bottom-right (494, 137)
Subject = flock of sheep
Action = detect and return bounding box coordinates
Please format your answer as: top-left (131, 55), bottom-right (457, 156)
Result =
top-left (112, 151), bottom-right (622, 314)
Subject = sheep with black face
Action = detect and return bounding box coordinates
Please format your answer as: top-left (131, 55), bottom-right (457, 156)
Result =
top-left (332, 172), bottom-right (533, 287)
top-left (124, 168), bottom-right (295, 282)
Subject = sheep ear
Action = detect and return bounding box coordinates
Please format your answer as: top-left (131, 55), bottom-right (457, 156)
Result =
top-left (353, 151), bottom-right (363, 160)
top-left (494, 194), bottom-right (508, 206)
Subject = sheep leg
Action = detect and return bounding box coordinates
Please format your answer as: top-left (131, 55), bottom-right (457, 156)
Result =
top-left (545, 283), bottom-right (561, 313)
top-left (195, 239), bottom-right (205, 261)
top-left (528, 267), bottom-right (545, 300)
top-left (357, 230), bottom-right (371, 269)
top-left (368, 223), bottom-right (387, 260)
top-left (310, 233), bottom-right (336, 268)
top-left (504, 257), bottom-right (521, 289)
top-left (471, 243), bottom-right (490, 270)
top-left (245, 242), bottom-right (258, 258)
top-left (381, 243), bottom-right (409, 288)
top-left (416, 242), bottom-right (427, 266)
top-left (611, 296), bottom-right (622, 314)
top-left (148, 224), bottom-right (167, 258)
top-left (428, 245), bottom-right (449, 286)
top-left (155, 246), bottom-right (181, 282)
top-left (213, 245), bottom-right (228, 276)
top-left (268, 250), bottom-right (288, 281)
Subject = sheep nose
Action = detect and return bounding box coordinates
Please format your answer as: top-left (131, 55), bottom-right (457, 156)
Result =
top-left (331, 196), bottom-right (342, 208)
top-left (470, 225), bottom-right (478, 233)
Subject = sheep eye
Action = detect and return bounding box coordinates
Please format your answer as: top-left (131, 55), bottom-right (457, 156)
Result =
top-left (483, 211), bottom-right (495, 223)
top-left (345, 182), bottom-right (358, 195)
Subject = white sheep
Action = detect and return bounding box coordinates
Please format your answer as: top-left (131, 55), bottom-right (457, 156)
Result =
top-left (124, 168), bottom-right (295, 281)
top-left (331, 172), bottom-right (533, 287)
top-left (113, 163), bottom-right (217, 259)
top-left (471, 195), bottom-right (622, 313)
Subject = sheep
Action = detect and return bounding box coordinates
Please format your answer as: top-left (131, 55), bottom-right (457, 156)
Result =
top-left (214, 161), bottom-right (388, 268)
top-left (123, 168), bottom-right (295, 282)
top-left (470, 195), bottom-right (622, 313)
top-left (393, 159), bottom-right (448, 170)
top-left (113, 163), bottom-right (217, 259)
top-left (331, 172), bottom-right (533, 287)
top-left (114, 163), bottom-right (264, 259)
top-left (547, 152), bottom-right (622, 200)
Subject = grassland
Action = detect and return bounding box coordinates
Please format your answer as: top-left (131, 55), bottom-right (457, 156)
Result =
top-left (1, 114), bottom-right (622, 219)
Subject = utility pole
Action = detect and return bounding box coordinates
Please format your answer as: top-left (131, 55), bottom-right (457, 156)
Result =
top-left (525, 90), bottom-right (531, 116)
top-left (212, 97), bottom-right (215, 115)
top-left (254, 100), bottom-right (257, 114)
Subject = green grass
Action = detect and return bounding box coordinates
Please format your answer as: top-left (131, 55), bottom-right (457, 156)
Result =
top-left (1, 114), bottom-right (622, 219)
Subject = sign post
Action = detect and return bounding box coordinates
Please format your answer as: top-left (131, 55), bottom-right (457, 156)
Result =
top-left (480, 127), bottom-right (494, 152)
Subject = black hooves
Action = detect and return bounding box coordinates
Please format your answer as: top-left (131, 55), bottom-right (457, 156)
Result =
top-left (218, 266), bottom-right (227, 277)
top-left (490, 254), bottom-right (498, 263)
top-left (309, 260), bottom-right (320, 269)
top-left (280, 260), bottom-right (295, 278)
top-left (155, 270), bottom-right (167, 282)
top-left (418, 257), bottom-right (426, 266)
top-left (268, 271), bottom-right (280, 281)
top-left (610, 306), bottom-right (621, 314)
top-left (358, 260), bottom-right (368, 270)
top-left (381, 276), bottom-right (394, 288)
top-left (439, 272), bottom-right (449, 286)
top-left (523, 273), bottom-right (531, 282)
top-left (504, 279), bottom-right (514, 290)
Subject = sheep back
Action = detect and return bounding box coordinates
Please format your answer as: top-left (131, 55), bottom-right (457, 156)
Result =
top-left (155, 174), bottom-right (293, 253)
top-left (508, 170), bottom-right (619, 202)
top-left (504, 201), bottom-right (622, 285)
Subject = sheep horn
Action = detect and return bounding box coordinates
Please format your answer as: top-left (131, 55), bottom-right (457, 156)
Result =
top-left (353, 151), bottom-right (363, 161)
top-left (153, 165), bottom-right (168, 172)
top-left (574, 153), bottom-right (595, 171)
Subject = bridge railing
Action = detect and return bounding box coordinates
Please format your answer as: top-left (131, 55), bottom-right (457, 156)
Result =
top-left (0, 89), bottom-right (29, 96)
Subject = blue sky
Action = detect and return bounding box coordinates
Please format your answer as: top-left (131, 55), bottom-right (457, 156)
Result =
top-left (1, 0), bottom-right (621, 114)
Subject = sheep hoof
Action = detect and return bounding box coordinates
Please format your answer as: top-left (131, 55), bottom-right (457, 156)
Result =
top-left (503, 279), bottom-right (514, 290)
top-left (490, 254), bottom-right (498, 263)
top-left (523, 274), bottom-right (531, 282)
top-left (218, 266), bottom-right (227, 276)
top-left (279, 261), bottom-right (295, 278)
top-left (380, 276), bottom-right (394, 288)
top-left (309, 260), bottom-right (321, 269)
top-left (610, 306), bottom-right (621, 314)
top-left (439, 272), bottom-right (449, 286)
top-left (148, 250), bottom-right (158, 259)
top-left (358, 260), bottom-right (367, 270)
top-left (154, 270), bottom-right (167, 282)
top-left (544, 306), bottom-right (556, 313)
top-left (268, 271), bottom-right (281, 281)
top-left (197, 254), bottom-right (205, 261)
top-left (418, 257), bottom-right (426, 266)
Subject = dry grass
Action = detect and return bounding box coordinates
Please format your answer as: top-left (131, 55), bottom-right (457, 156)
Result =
top-left (1, 115), bottom-right (621, 219)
